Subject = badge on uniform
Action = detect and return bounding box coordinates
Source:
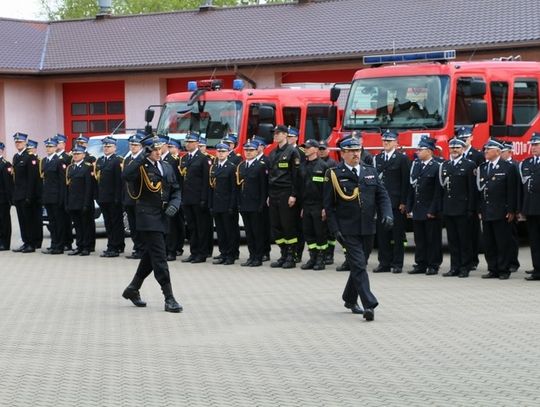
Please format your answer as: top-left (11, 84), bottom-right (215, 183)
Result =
top-left (31, 160), bottom-right (36, 165)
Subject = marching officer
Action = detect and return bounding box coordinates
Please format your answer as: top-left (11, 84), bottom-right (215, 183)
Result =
top-left (373, 130), bottom-right (410, 274)
top-left (268, 125), bottom-right (301, 269)
top-left (298, 139), bottom-right (329, 270)
top-left (0, 142), bottom-right (13, 250)
top-left (438, 138), bottom-right (476, 277)
top-left (324, 137), bottom-right (393, 322)
top-left (65, 145), bottom-right (94, 256)
top-left (519, 132), bottom-right (540, 281)
top-left (95, 137), bottom-right (125, 257)
top-left (407, 137), bottom-right (443, 275)
top-left (54, 134), bottom-right (74, 251)
top-left (12, 133), bottom-right (40, 253)
top-left (237, 140), bottom-right (268, 267)
top-left (163, 138), bottom-right (184, 261)
top-left (457, 126), bottom-right (484, 270)
top-left (254, 136), bottom-right (272, 262)
top-left (477, 139), bottom-right (517, 280)
top-left (40, 137), bottom-right (67, 254)
top-left (501, 141), bottom-right (521, 273)
top-left (179, 132), bottom-right (212, 263)
top-left (209, 142), bottom-right (239, 265)
top-left (123, 132), bottom-right (146, 259)
top-left (318, 140), bottom-right (337, 265)
top-left (121, 135), bottom-right (182, 313)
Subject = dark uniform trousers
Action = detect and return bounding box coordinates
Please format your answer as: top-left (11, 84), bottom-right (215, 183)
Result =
top-left (125, 204), bottom-right (144, 254)
top-left (13, 150), bottom-right (40, 247)
top-left (238, 159), bottom-right (267, 262)
top-left (0, 158), bottom-right (13, 248)
top-left (56, 151), bottom-right (73, 249)
top-left (70, 209), bottom-right (93, 251)
top-left (302, 205), bottom-right (328, 249)
top-left (162, 153), bottom-right (184, 256)
top-left (183, 204), bottom-right (212, 258)
top-left (445, 214), bottom-right (473, 271)
top-left (520, 157), bottom-right (540, 274)
top-left (214, 212), bottom-right (237, 260)
top-left (376, 208), bottom-right (406, 268)
top-left (269, 192), bottom-right (299, 245)
top-left (478, 159), bottom-right (517, 275)
top-left (324, 163), bottom-right (392, 310)
top-left (44, 203), bottom-right (63, 250)
top-left (465, 147), bottom-right (485, 267)
top-left (135, 231), bottom-right (171, 286)
top-left (96, 155), bottom-right (125, 252)
top-left (407, 159), bottom-right (443, 270)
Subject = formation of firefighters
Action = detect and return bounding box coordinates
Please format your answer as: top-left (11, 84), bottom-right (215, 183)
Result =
top-left (1, 125), bottom-right (540, 296)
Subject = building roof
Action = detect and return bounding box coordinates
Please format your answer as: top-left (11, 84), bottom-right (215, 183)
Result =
top-left (1, 0), bottom-right (540, 75)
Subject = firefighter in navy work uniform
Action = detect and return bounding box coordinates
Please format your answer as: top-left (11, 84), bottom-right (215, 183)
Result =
top-left (237, 140), bottom-right (268, 267)
top-left (439, 138), bottom-right (477, 277)
top-left (54, 134), bottom-right (74, 251)
top-left (298, 139), bottom-right (329, 270)
top-left (477, 139), bottom-right (517, 280)
top-left (209, 142), bottom-right (239, 265)
top-left (96, 137), bottom-right (125, 257)
top-left (12, 132), bottom-right (40, 253)
top-left (457, 126), bottom-right (484, 270)
top-left (40, 137), bottom-right (67, 254)
top-left (163, 137), bottom-right (184, 261)
top-left (0, 142), bottom-right (14, 250)
top-left (65, 145), bottom-right (94, 256)
top-left (407, 137), bottom-right (443, 275)
top-left (268, 124), bottom-right (302, 269)
top-left (519, 132), bottom-right (540, 280)
top-left (324, 137), bottom-right (393, 321)
top-left (121, 135), bottom-right (182, 313)
top-left (179, 132), bottom-right (212, 263)
top-left (123, 132), bottom-right (146, 259)
top-left (373, 130), bottom-right (410, 274)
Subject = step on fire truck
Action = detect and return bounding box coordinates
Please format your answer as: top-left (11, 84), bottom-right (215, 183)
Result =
top-left (329, 50), bottom-right (540, 160)
top-left (144, 79), bottom-right (337, 153)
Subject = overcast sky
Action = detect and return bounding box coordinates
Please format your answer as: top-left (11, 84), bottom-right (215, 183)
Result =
top-left (0, 0), bottom-right (43, 20)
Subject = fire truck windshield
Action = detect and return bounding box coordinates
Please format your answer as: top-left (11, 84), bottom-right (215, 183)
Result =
top-left (343, 75), bottom-right (449, 130)
top-left (156, 101), bottom-right (242, 147)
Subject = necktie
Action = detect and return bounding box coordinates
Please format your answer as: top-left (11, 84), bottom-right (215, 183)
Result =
top-left (488, 163), bottom-right (493, 175)
top-left (536, 157), bottom-right (540, 165)
top-left (351, 167), bottom-right (357, 176)
top-left (386, 154), bottom-right (390, 161)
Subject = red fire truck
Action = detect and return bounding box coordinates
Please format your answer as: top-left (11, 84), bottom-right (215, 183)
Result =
top-left (144, 79), bottom-right (336, 153)
top-left (329, 50), bottom-right (540, 160)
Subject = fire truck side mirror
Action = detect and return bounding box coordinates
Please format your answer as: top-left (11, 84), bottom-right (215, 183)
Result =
top-left (330, 87), bottom-right (341, 103)
top-left (468, 100), bottom-right (488, 124)
top-left (328, 105), bottom-right (338, 129)
top-left (145, 109), bottom-right (155, 123)
top-left (457, 78), bottom-right (486, 97)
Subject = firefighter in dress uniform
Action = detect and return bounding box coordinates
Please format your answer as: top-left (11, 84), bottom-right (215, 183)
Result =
top-left (254, 136), bottom-right (272, 262)
top-left (40, 137), bottom-right (67, 254)
top-left (519, 132), bottom-right (540, 281)
top-left (121, 135), bottom-right (182, 313)
top-left (267, 125), bottom-right (302, 269)
top-left (0, 142), bottom-right (14, 250)
top-left (373, 130), bottom-right (410, 274)
top-left (12, 133), bottom-right (40, 253)
top-left (407, 137), bottom-right (443, 275)
top-left (438, 138), bottom-right (477, 277)
top-left (179, 132), bottom-right (212, 263)
top-left (65, 145), bottom-right (94, 256)
top-left (477, 139), bottom-right (517, 280)
top-left (298, 139), bottom-right (329, 270)
top-left (324, 137), bottom-right (393, 321)
top-left (123, 132), bottom-right (146, 259)
top-left (54, 134), bottom-right (74, 251)
top-left (209, 142), bottom-right (239, 265)
top-left (26, 139), bottom-right (43, 249)
top-left (501, 141), bottom-right (521, 273)
top-left (95, 137), bottom-right (125, 257)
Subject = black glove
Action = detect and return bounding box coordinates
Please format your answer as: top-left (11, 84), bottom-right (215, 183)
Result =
top-left (335, 231), bottom-right (346, 246)
top-left (164, 204), bottom-right (178, 217)
top-left (381, 215), bottom-right (394, 231)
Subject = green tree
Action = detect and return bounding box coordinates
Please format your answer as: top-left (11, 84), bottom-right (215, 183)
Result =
top-left (39, 0), bottom-right (289, 20)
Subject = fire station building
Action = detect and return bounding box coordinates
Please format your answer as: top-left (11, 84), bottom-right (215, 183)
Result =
top-left (1, 0), bottom-right (540, 156)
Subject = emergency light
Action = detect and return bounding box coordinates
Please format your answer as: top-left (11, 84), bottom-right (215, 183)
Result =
top-left (187, 81), bottom-right (197, 91)
top-left (232, 79), bottom-right (245, 90)
top-left (187, 79), bottom-right (224, 91)
top-left (363, 50), bottom-right (456, 65)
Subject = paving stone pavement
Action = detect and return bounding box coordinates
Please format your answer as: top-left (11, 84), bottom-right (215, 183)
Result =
top-left (1, 230), bottom-right (539, 406)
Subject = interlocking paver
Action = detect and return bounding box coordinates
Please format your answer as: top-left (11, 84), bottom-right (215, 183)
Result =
top-left (1, 220), bottom-right (539, 406)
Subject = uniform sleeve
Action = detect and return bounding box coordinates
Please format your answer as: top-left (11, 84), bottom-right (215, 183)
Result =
top-left (83, 166), bottom-right (93, 208)
top-left (114, 157), bottom-right (123, 203)
top-left (228, 166), bottom-right (238, 212)
top-left (290, 148), bottom-right (301, 198)
top-left (400, 155), bottom-right (411, 206)
top-left (375, 174), bottom-right (393, 220)
top-left (122, 155), bottom-right (144, 182)
top-left (166, 164), bottom-right (182, 210)
top-left (200, 157), bottom-right (210, 205)
top-left (258, 164), bottom-right (268, 212)
top-left (323, 168), bottom-right (339, 234)
top-left (428, 163), bottom-right (443, 215)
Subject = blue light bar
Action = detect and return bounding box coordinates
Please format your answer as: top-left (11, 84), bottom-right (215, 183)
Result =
top-left (363, 50), bottom-right (456, 65)
top-left (187, 81), bottom-right (197, 91)
top-left (232, 79), bottom-right (245, 90)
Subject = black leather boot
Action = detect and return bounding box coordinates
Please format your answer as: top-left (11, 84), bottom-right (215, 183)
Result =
top-left (161, 283), bottom-right (183, 313)
top-left (301, 250), bottom-right (316, 270)
top-left (270, 245), bottom-right (286, 268)
top-left (324, 245), bottom-right (335, 265)
top-left (122, 276), bottom-right (146, 307)
top-left (313, 250), bottom-right (326, 271)
top-left (282, 246), bottom-right (296, 269)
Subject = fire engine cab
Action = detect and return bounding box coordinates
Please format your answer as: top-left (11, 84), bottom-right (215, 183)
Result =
top-left (330, 50), bottom-right (540, 160)
top-left (144, 79), bottom-right (336, 153)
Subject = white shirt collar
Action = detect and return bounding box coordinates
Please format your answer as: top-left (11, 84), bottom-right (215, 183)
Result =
top-left (385, 149), bottom-right (395, 158)
top-left (344, 163), bottom-right (360, 173)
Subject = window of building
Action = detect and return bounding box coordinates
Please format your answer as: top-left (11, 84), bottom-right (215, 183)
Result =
top-left (72, 103), bottom-right (87, 116)
top-left (107, 101), bottom-right (124, 115)
top-left (90, 120), bottom-right (107, 133)
top-left (72, 121), bottom-right (88, 133)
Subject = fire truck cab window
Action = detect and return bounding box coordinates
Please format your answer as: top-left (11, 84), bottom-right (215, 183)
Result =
top-left (283, 107), bottom-right (301, 129)
top-left (248, 103), bottom-right (276, 138)
top-left (455, 76), bottom-right (484, 126)
top-left (305, 104), bottom-right (332, 141)
top-left (512, 79), bottom-right (539, 125)
top-left (490, 82), bottom-right (508, 125)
